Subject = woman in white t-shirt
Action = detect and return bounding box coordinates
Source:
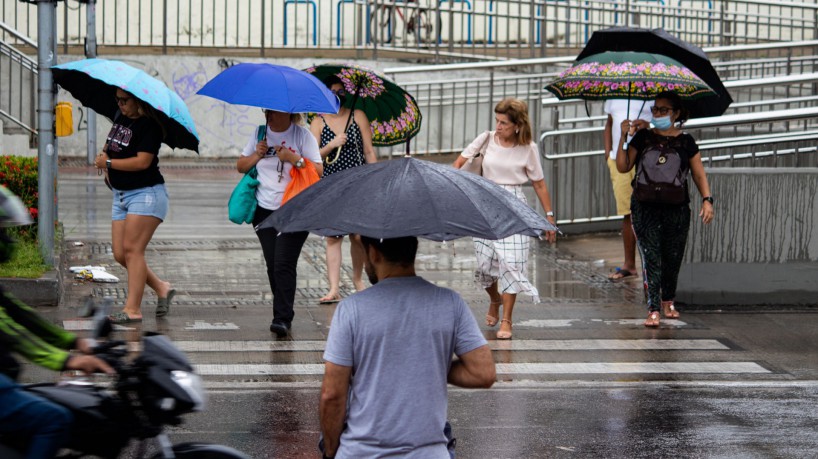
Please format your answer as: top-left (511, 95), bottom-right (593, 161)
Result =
top-left (452, 98), bottom-right (556, 340)
top-left (236, 109), bottom-right (323, 337)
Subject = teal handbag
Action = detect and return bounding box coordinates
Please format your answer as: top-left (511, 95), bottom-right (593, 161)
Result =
top-left (227, 166), bottom-right (259, 224)
top-left (228, 125), bottom-right (266, 225)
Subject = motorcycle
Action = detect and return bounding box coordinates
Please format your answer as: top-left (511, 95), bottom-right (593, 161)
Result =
top-left (0, 298), bottom-right (250, 459)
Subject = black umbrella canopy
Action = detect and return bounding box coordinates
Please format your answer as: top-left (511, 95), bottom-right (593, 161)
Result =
top-left (577, 27), bottom-right (732, 118)
top-left (259, 157), bottom-right (556, 241)
top-left (52, 59), bottom-right (200, 152)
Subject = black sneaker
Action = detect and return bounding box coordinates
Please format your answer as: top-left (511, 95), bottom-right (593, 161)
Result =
top-left (269, 320), bottom-right (290, 337)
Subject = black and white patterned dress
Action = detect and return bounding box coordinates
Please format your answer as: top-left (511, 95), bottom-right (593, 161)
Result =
top-left (319, 116), bottom-right (366, 177)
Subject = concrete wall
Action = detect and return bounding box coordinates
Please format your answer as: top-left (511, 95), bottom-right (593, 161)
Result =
top-left (677, 168), bottom-right (818, 305)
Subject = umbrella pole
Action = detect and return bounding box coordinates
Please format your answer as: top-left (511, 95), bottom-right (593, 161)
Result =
top-left (405, 138), bottom-right (411, 157)
top-left (623, 80), bottom-right (633, 167)
top-left (326, 85), bottom-right (362, 165)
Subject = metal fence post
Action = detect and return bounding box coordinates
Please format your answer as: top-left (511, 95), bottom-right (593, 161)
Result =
top-left (488, 69), bottom-right (495, 129)
top-left (37, 0), bottom-right (57, 265)
top-left (261, 0), bottom-right (266, 57)
top-left (162, 0), bottom-right (168, 54)
top-left (85, 0), bottom-right (97, 166)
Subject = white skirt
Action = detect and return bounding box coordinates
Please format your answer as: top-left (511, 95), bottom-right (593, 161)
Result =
top-left (472, 184), bottom-right (540, 303)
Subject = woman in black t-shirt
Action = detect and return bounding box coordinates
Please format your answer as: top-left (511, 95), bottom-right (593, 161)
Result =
top-left (93, 88), bottom-right (176, 324)
top-left (615, 91), bottom-right (715, 328)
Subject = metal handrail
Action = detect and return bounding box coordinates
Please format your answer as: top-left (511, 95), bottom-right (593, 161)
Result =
top-left (0, 109), bottom-right (37, 136)
top-left (384, 40), bottom-right (818, 76)
top-left (558, 95), bottom-right (818, 126)
top-left (0, 20), bottom-right (37, 49)
top-left (540, 106), bottom-right (818, 159)
top-left (541, 130), bottom-right (818, 225)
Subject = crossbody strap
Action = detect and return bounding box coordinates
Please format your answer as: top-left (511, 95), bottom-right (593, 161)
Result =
top-left (475, 130), bottom-right (491, 158)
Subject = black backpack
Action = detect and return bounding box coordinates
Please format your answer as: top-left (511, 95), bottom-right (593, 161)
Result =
top-left (633, 133), bottom-right (689, 205)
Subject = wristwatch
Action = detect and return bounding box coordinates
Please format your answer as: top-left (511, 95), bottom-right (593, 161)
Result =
top-left (106, 159), bottom-right (112, 170)
top-left (546, 211), bottom-right (555, 217)
top-left (702, 196), bottom-right (714, 205)
top-left (295, 157), bottom-right (305, 169)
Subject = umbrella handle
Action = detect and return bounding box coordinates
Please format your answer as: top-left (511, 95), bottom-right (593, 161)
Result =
top-left (326, 146), bottom-right (342, 165)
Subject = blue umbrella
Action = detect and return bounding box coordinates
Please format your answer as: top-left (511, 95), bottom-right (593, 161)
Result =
top-left (259, 157), bottom-right (557, 241)
top-left (196, 63), bottom-right (339, 114)
top-left (52, 58), bottom-right (200, 152)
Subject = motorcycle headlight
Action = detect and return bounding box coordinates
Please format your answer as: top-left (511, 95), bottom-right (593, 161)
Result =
top-left (170, 370), bottom-right (207, 411)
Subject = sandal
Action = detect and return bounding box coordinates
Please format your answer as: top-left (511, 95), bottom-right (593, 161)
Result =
top-left (319, 293), bottom-right (342, 304)
top-left (608, 267), bottom-right (637, 281)
top-left (485, 301), bottom-right (501, 327)
top-left (156, 288), bottom-right (176, 317)
top-left (661, 300), bottom-right (680, 319)
top-left (496, 319), bottom-right (513, 340)
top-left (109, 311), bottom-right (142, 324)
top-left (644, 311), bottom-right (660, 328)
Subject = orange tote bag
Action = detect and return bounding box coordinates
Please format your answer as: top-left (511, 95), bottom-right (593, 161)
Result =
top-left (281, 159), bottom-right (320, 205)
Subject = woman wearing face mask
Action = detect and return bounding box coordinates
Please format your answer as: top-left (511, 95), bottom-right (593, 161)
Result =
top-left (310, 75), bottom-right (377, 304)
top-left (616, 91), bottom-right (715, 327)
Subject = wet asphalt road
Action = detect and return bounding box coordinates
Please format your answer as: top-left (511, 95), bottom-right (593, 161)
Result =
top-left (24, 161), bottom-right (818, 458)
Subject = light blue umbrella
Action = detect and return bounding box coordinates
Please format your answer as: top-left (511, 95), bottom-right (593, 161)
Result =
top-left (52, 58), bottom-right (200, 152)
top-left (196, 63), bottom-right (340, 114)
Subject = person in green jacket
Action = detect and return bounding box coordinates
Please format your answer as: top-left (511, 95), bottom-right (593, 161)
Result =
top-left (0, 187), bottom-right (113, 458)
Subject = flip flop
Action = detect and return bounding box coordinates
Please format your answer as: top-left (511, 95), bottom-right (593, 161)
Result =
top-left (608, 268), bottom-right (637, 281)
top-left (108, 311), bottom-right (142, 324)
top-left (318, 295), bottom-right (341, 305)
top-left (156, 288), bottom-right (176, 317)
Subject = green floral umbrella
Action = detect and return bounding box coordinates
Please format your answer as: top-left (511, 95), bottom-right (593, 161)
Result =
top-left (545, 51), bottom-right (715, 101)
top-left (303, 64), bottom-right (422, 147)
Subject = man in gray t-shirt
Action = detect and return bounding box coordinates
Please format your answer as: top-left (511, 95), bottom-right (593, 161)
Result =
top-left (321, 236), bottom-right (496, 458)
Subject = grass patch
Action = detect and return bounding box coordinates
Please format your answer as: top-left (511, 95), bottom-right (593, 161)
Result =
top-left (0, 238), bottom-right (50, 278)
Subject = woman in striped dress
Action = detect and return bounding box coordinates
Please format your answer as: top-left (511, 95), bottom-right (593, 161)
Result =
top-left (310, 75), bottom-right (377, 304)
top-left (453, 98), bottom-right (557, 339)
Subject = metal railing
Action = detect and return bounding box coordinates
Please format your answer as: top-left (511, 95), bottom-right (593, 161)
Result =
top-left (538, 107), bottom-right (818, 225)
top-left (0, 21), bottom-right (37, 137)
top-left (1, 0), bottom-right (817, 59)
top-left (378, 53), bottom-right (818, 157)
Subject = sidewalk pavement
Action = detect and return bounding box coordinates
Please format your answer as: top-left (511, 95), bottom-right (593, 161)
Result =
top-left (22, 159), bottom-right (642, 384)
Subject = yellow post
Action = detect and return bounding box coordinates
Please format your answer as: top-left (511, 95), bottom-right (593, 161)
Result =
top-left (55, 101), bottom-right (73, 137)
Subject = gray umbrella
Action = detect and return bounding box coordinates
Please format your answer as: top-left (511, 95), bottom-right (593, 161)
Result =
top-left (259, 157), bottom-right (557, 241)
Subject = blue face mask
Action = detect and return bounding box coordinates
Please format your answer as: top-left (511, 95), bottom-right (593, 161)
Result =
top-left (652, 115), bottom-right (673, 130)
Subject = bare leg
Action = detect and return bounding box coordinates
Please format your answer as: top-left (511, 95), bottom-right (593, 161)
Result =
top-left (622, 214), bottom-right (637, 273)
top-left (320, 237), bottom-right (343, 302)
top-left (112, 221), bottom-right (172, 304)
top-left (496, 292), bottom-right (516, 339)
top-left (484, 281), bottom-right (502, 327)
top-left (349, 234), bottom-right (366, 292)
top-left (115, 215), bottom-right (163, 318)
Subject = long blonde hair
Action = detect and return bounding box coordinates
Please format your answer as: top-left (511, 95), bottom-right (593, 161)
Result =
top-left (494, 98), bottom-right (532, 145)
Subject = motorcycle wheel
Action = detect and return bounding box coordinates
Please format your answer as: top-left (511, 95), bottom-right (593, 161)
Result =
top-left (151, 442), bottom-right (251, 459)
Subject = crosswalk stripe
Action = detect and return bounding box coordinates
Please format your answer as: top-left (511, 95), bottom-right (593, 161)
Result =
top-left (495, 362), bottom-right (770, 374)
top-left (515, 319), bottom-right (687, 327)
top-left (193, 362), bottom-right (769, 376)
top-left (173, 339), bottom-right (729, 352)
top-left (65, 318), bottom-right (689, 331)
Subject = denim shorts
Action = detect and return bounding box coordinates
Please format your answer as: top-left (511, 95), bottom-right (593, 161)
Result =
top-left (111, 184), bottom-right (169, 221)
